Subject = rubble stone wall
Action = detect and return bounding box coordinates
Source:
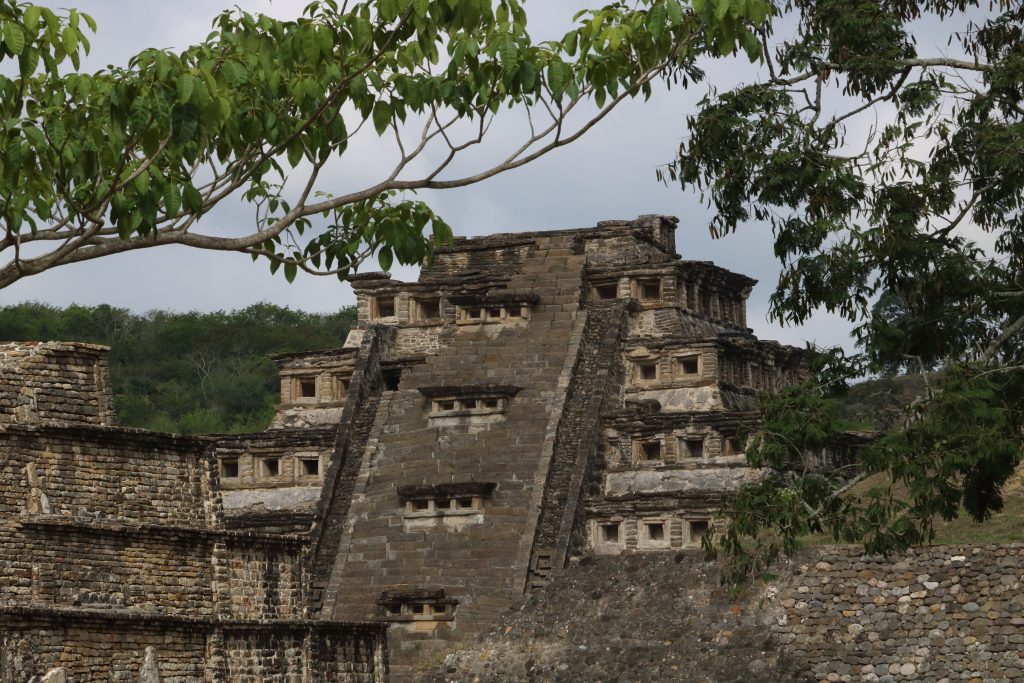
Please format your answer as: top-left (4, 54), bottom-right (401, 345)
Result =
top-left (429, 545), bottom-right (1024, 683)
top-left (776, 544), bottom-right (1024, 683)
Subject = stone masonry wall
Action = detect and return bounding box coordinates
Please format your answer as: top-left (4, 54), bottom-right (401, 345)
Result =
top-left (3, 520), bottom-right (214, 613)
top-left (1, 615), bottom-right (386, 683)
top-left (0, 425), bottom-right (218, 526)
top-left (776, 544), bottom-right (1024, 683)
top-left (0, 342), bottom-right (114, 427)
top-left (323, 233), bottom-right (590, 681)
top-left (0, 423), bottom-right (387, 681)
top-left (0, 616), bottom-right (210, 682)
top-left (223, 626), bottom-right (384, 682)
top-left (214, 538), bottom-right (308, 620)
top-left (431, 545), bottom-right (1024, 683)
top-left (528, 299), bottom-right (631, 587)
top-left (216, 427), bottom-right (337, 533)
top-left (310, 325), bottom-right (396, 609)
top-left (1, 426), bottom-right (303, 620)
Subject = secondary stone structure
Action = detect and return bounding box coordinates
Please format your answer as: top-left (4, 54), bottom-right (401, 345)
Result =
top-left (1, 216), bottom-right (811, 681)
top-left (0, 342), bottom-right (386, 681)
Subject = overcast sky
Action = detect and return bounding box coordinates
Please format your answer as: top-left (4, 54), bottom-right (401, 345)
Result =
top-left (0, 0), bottom-right (864, 349)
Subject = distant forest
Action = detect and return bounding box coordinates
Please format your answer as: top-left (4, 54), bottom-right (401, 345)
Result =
top-left (0, 303), bottom-right (357, 434)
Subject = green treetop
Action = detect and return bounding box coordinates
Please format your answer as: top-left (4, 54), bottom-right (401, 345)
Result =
top-left (0, 0), bottom-right (768, 287)
top-left (662, 0), bottom-right (1024, 581)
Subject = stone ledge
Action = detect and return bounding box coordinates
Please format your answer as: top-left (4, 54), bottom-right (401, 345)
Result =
top-left (0, 422), bottom-right (215, 448)
top-left (603, 467), bottom-right (767, 498)
top-left (17, 514), bottom-right (307, 547)
top-left (416, 384), bottom-right (521, 399)
top-left (0, 604), bottom-right (387, 634)
top-left (397, 482), bottom-right (497, 500)
top-left (268, 347), bottom-right (359, 363)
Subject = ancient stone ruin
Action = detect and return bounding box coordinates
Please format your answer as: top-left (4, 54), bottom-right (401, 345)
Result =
top-left (0, 216), bottom-right (822, 681)
top-left (0, 342), bottom-right (386, 680)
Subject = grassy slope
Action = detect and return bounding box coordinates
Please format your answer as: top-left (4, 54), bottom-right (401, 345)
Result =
top-left (806, 374), bottom-right (1024, 546)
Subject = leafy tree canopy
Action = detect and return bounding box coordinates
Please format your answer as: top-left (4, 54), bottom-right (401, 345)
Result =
top-left (0, 0), bottom-right (769, 287)
top-left (661, 0), bottom-right (1024, 580)
top-left (0, 301), bottom-right (356, 433)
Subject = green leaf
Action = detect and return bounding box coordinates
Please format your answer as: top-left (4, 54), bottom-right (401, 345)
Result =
top-left (287, 139), bottom-right (304, 167)
top-left (413, 0), bottom-right (429, 17)
top-left (349, 74), bottom-right (367, 99)
top-left (667, 1), bottom-right (684, 24)
top-left (134, 170), bottom-right (150, 194)
top-left (76, 72), bottom-right (92, 96)
top-left (747, 0), bottom-right (768, 25)
top-left (46, 118), bottom-right (66, 148)
top-left (284, 260), bottom-right (297, 283)
top-left (61, 27), bottom-right (78, 56)
top-left (155, 51), bottom-right (169, 80)
top-left (498, 35), bottom-right (518, 70)
top-left (520, 60), bottom-right (538, 90)
top-left (649, 4), bottom-right (667, 38)
top-left (18, 47), bottom-right (39, 79)
top-left (3, 23), bottom-right (26, 55)
top-left (116, 218), bottom-right (134, 240)
top-left (547, 61), bottom-right (567, 96)
top-left (22, 125), bottom-right (45, 148)
top-left (23, 7), bottom-right (42, 33)
top-left (380, 0), bottom-right (399, 21)
top-left (561, 31), bottom-right (578, 56)
top-left (301, 29), bottom-right (320, 65)
top-left (714, 0), bottom-right (732, 21)
top-left (163, 183), bottom-right (181, 216)
top-left (182, 184), bottom-right (203, 213)
top-left (177, 74), bottom-right (195, 104)
top-left (372, 101), bottom-right (391, 135)
top-left (740, 25), bottom-right (761, 60)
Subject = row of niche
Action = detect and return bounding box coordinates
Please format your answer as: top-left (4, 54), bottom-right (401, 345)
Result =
top-left (625, 347), bottom-right (798, 392)
top-left (588, 274), bottom-right (748, 328)
top-left (378, 589), bottom-right (458, 623)
top-left (218, 452), bottom-right (324, 485)
top-left (220, 390), bottom-right (515, 486)
top-left (399, 483), bottom-right (495, 532)
top-left (366, 293), bottom-right (531, 325)
top-left (606, 430), bottom-right (747, 468)
top-left (359, 270), bottom-right (746, 328)
top-left (281, 355), bottom-right (518, 412)
top-left (279, 370), bottom-right (352, 406)
top-left (589, 515), bottom-right (713, 554)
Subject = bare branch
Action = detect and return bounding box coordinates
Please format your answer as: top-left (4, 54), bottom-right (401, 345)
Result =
top-left (983, 314), bottom-right (1024, 363)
